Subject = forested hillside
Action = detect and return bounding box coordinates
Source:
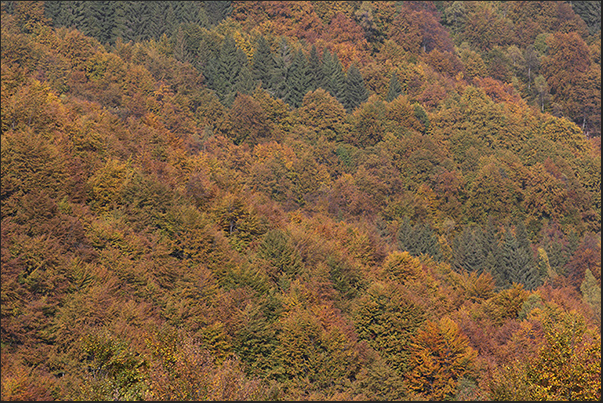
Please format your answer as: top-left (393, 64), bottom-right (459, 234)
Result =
top-left (1, 1), bottom-right (600, 401)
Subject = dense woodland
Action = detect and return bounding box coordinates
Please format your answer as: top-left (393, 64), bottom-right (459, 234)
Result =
top-left (0, 1), bottom-right (601, 401)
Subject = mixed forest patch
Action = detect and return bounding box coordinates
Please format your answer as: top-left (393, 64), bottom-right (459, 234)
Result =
top-left (1, 1), bottom-right (600, 400)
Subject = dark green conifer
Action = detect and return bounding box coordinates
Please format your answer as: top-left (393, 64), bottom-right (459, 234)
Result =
top-left (397, 218), bottom-right (441, 261)
top-left (343, 63), bottom-right (369, 113)
top-left (386, 71), bottom-right (403, 102)
top-left (321, 49), bottom-right (346, 103)
top-left (233, 65), bottom-right (256, 97)
top-left (453, 226), bottom-right (485, 273)
top-left (307, 45), bottom-right (323, 92)
top-left (205, 0), bottom-right (232, 27)
top-left (269, 38), bottom-right (292, 101)
top-left (413, 103), bottom-right (429, 132)
top-left (285, 50), bottom-right (311, 108)
top-left (251, 35), bottom-right (276, 90)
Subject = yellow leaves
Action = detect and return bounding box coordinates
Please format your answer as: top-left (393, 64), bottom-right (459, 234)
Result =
top-left (539, 116), bottom-right (592, 155)
top-left (87, 158), bottom-right (134, 213)
top-left (406, 316), bottom-right (477, 400)
top-left (232, 30), bottom-right (254, 62)
top-left (381, 250), bottom-right (423, 284)
top-left (252, 141), bottom-right (297, 169)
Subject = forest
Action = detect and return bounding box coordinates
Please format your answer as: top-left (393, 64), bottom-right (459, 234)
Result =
top-left (0, 1), bottom-right (601, 400)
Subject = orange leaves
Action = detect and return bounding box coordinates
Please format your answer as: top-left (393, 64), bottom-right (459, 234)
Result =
top-left (405, 316), bottom-right (478, 400)
top-left (296, 88), bottom-right (348, 141)
top-left (323, 12), bottom-right (369, 68)
top-left (86, 158), bottom-right (133, 213)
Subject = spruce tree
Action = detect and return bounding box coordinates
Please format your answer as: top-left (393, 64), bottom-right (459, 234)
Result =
top-left (514, 221), bottom-right (541, 290)
top-left (269, 38), bottom-right (292, 101)
top-left (344, 63), bottom-right (369, 113)
top-left (397, 218), bottom-right (441, 261)
top-left (205, 0), bottom-right (232, 26)
top-left (286, 49), bottom-right (311, 108)
top-left (233, 65), bottom-right (256, 97)
top-left (397, 217), bottom-right (414, 254)
top-left (112, 1), bottom-right (129, 42)
top-left (580, 268), bottom-right (601, 317)
top-left (453, 226), bottom-right (485, 273)
top-left (499, 224), bottom-right (541, 291)
top-left (307, 45), bottom-right (323, 92)
top-left (251, 35), bottom-right (276, 90)
top-left (322, 49), bottom-right (346, 103)
top-left (481, 217), bottom-right (504, 287)
top-left (386, 71), bottom-right (403, 102)
top-left (414, 222), bottom-right (442, 261)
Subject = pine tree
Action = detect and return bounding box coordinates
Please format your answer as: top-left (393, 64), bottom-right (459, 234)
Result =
top-left (343, 63), bottom-right (369, 113)
top-left (386, 71), bottom-right (403, 102)
top-left (307, 45), bottom-right (323, 92)
top-left (251, 35), bottom-right (276, 90)
top-left (285, 49), bottom-right (311, 108)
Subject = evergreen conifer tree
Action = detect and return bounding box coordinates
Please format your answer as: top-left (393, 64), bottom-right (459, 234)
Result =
top-left (269, 38), bottom-right (292, 101)
top-left (112, 1), bottom-right (129, 42)
top-left (233, 65), bottom-right (256, 97)
top-left (386, 72), bottom-right (403, 102)
top-left (482, 217), bottom-right (504, 287)
top-left (285, 50), bottom-right (311, 108)
top-left (397, 217), bottom-right (414, 254)
top-left (251, 35), bottom-right (276, 90)
top-left (307, 45), bottom-right (323, 92)
top-left (397, 218), bottom-right (441, 261)
top-left (343, 63), bottom-right (369, 113)
top-left (453, 226), bottom-right (485, 273)
top-left (205, 0), bottom-right (232, 26)
top-left (321, 49), bottom-right (346, 103)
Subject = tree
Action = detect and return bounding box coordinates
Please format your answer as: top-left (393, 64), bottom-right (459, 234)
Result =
top-left (297, 88), bottom-right (348, 141)
top-left (386, 71), bottom-right (403, 102)
top-left (251, 35), bottom-right (276, 90)
top-left (533, 74), bottom-right (550, 112)
top-left (405, 317), bottom-right (477, 400)
top-left (580, 268), bottom-right (601, 318)
top-left (452, 226), bottom-right (486, 274)
top-left (353, 282), bottom-right (426, 373)
top-left (397, 218), bottom-right (442, 261)
top-left (205, 34), bottom-right (248, 104)
top-left (257, 229), bottom-right (304, 283)
top-left (527, 308), bottom-right (601, 400)
top-left (269, 38), bottom-right (292, 101)
top-left (321, 49), bottom-right (346, 103)
top-left (285, 49), bottom-right (311, 108)
top-left (221, 93), bottom-right (271, 145)
top-left (343, 63), bottom-right (368, 113)
top-left (14, 0), bottom-right (49, 34)
top-left (205, 0), bottom-right (232, 27)
top-left (307, 44), bottom-right (323, 92)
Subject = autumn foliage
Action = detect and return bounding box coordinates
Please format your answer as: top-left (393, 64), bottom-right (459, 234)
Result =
top-left (1, 1), bottom-right (601, 401)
